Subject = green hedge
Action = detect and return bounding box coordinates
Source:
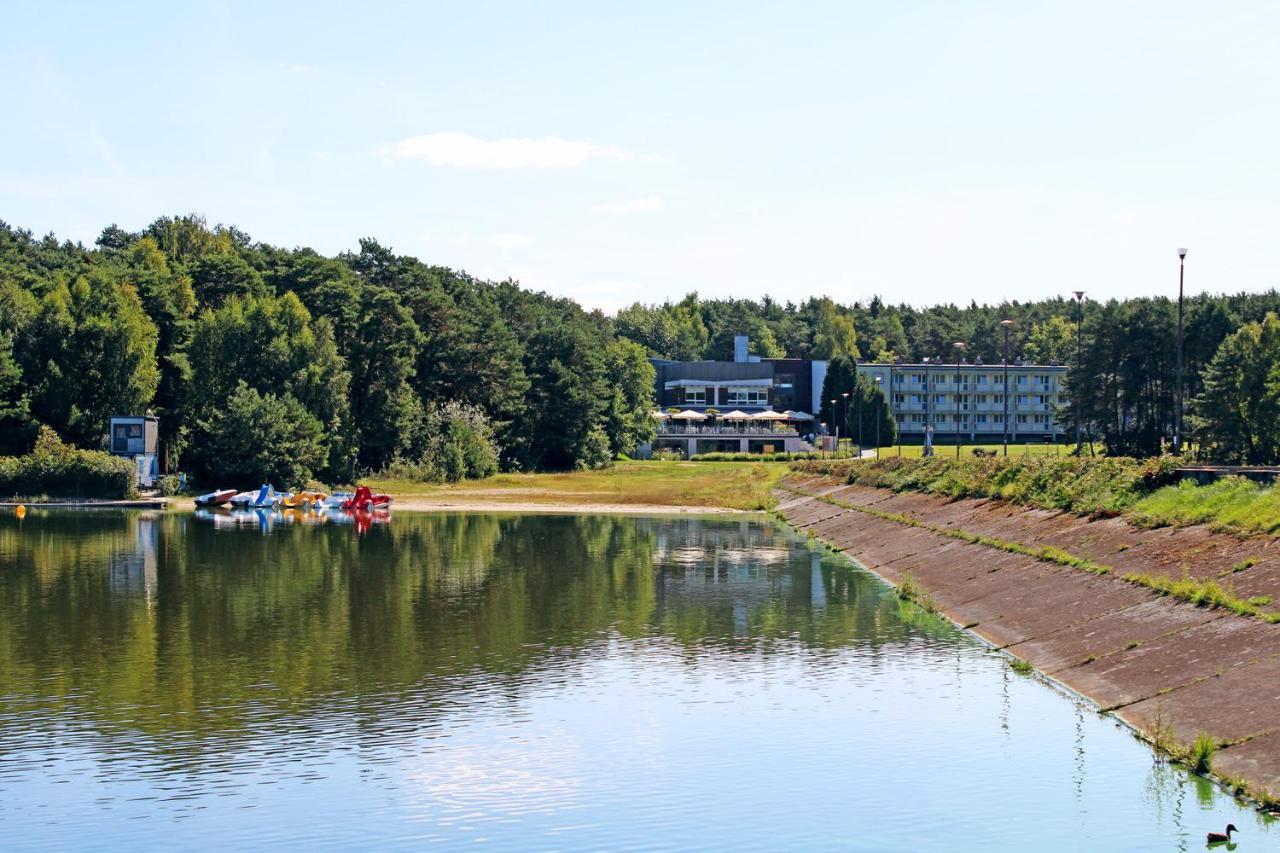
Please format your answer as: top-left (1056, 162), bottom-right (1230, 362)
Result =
top-left (0, 438), bottom-right (138, 500)
top-left (789, 455), bottom-right (1179, 516)
top-left (692, 451), bottom-right (822, 462)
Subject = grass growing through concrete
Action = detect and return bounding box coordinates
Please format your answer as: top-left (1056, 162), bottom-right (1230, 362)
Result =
top-left (1121, 572), bottom-right (1280, 623)
top-left (366, 460), bottom-right (788, 512)
top-left (1189, 731), bottom-right (1217, 774)
top-left (1008, 658), bottom-right (1035, 675)
top-left (896, 572), bottom-right (939, 613)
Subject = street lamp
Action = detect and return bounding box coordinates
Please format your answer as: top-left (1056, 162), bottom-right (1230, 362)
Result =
top-left (1073, 291), bottom-right (1086, 454)
top-left (843, 390), bottom-right (852, 457)
top-left (1000, 319), bottom-right (1014, 456)
top-left (953, 341), bottom-right (966, 458)
top-left (830, 398), bottom-right (838, 458)
top-left (1175, 248), bottom-right (1188, 455)
top-left (874, 375), bottom-right (883, 459)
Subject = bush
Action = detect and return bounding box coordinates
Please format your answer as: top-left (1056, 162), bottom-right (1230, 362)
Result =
top-left (156, 473), bottom-right (185, 496)
top-left (0, 426), bottom-right (136, 499)
top-left (692, 451), bottom-right (821, 462)
top-left (381, 401), bottom-right (501, 483)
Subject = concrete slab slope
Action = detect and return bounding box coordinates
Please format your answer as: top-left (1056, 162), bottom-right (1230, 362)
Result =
top-left (776, 474), bottom-right (1280, 803)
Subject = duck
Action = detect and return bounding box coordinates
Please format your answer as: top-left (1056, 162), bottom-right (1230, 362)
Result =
top-left (1206, 823), bottom-right (1237, 844)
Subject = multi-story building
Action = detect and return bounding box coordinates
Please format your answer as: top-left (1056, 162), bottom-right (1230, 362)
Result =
top-left (644, 336), bottom-right (826, 457)
top-left (640, 336), bottom-right (1068, 456)
top-left (855, 361), bottom-right (1068, 444)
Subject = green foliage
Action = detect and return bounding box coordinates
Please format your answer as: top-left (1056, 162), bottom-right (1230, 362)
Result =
top-left (386, 401), bottom-right (500, 483)
top-left (0, 426), bottom-right (136, 499)
top-left (692, 451), bottom-right (821, 462)
top-left (1132, 477), bottom-right (1280, 535)
top-left (1022, 315), bottom-right (1076, 365)
top-left (189, 383), bottom-right (325, 487)
top-left (792, 455), bottom-right (1176, 516)
top-left (1189, 311), bottom-right (1280, 462)
top-left (1009, 658), bottom-right (1035, 675)
top-left (818, 356), bottom-right (897, 447)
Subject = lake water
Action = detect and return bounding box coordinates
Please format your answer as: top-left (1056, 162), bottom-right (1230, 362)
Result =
top-left (0, 508), bottom-right (1273, 851)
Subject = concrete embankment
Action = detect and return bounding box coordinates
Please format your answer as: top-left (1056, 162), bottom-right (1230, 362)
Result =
top-left (776, 472), bottom-right (1280, 803)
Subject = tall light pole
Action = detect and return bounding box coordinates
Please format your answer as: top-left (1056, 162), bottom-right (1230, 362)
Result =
top-left (1175, 248), bottom-right (1188, 455)
top-left (844, 390), bottom-right (853, 456)
top-left (1000, 319), bottom-right (1014, 456)
top-left (953, 341), bottom-right (966, 458)
top-left (1073, 290), bottom-right (1086, 455)
top-left (874, 375), bottom-right (883, 459)
top-left (830, 398), bottom-right (838, 458)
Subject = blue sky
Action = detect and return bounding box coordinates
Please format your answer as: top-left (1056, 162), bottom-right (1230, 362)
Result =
top-left (2, 1), bottom-right (1279, 311)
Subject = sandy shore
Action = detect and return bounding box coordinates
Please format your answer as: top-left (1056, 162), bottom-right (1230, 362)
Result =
top-left (389, 499), bottom-right (750, 515)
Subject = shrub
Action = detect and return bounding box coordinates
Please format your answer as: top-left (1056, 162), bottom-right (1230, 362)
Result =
top-left (0, 426), bottom-right (136, 499)
top-left (381, 401), bottom-right (501, 483)
top-left (156, 473), bottom-right (186, 496)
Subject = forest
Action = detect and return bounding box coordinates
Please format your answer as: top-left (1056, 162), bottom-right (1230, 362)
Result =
top-left (2, 214), bottom-right (1279, 485)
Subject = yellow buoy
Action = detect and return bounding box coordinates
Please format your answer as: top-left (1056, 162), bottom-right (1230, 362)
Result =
top-left (15, 504), bottom-right (26, 519)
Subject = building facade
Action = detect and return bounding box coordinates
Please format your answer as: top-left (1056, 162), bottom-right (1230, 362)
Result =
top-left (108, 415), bottom-right (160, 487)
top-left (855, 361), bottom-right (1068, 444)
top-left (644, 336), bottom-right (825, 457)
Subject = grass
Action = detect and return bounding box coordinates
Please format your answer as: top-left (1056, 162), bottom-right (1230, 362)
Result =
top-left (1188, 731), bottom-right (1217, 774)
top-left (791, 455), bottom-right (1180, 517)
top-left (1009, 658), bottom-right (1035, 675)
top-left (1122, 571), bottom-right (1280, 623)
top-left (364, 460), bottom-right (789, 512)
top-left (1133, 476), bottom-right (1280, 535)
top-left (896, 572), bottom-right (939, 613)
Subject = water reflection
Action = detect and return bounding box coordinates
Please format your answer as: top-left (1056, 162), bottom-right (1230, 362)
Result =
top-left (0, 509), bottom-right (1274, 851)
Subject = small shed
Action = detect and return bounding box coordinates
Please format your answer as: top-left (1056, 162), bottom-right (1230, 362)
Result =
top-left (108, 415), bottom-right (160, 487)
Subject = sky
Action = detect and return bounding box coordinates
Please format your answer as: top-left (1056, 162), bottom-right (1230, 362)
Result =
top-left (2, 1), bottom-right (1279, 312)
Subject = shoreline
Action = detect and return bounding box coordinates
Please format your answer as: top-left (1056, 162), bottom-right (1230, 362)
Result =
top-left (774, 472), bottom-right (1280, 811)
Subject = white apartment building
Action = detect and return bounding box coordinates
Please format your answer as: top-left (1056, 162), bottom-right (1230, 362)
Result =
top-left (855, 361), bottom-right (1069, 443)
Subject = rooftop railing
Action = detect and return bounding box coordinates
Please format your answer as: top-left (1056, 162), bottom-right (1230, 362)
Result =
top-left (657, 424), bottom-right (801, 436)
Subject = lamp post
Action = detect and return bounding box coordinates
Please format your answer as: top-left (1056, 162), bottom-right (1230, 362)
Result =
top-left (874, 375), bottom-right (883, 459)
top-left (953, 341), bottom-right (966, 458)
top-left (1175, 248), bottom-right (1188, 455)
top-left (830, 398), bottom-right (838, 458)
top-left (1000, 319), bottom-right (1014, 456)
top-left (843, 390), bottom-right (852, 457)
top-left (1073, 291), bottom-right (1086, 454)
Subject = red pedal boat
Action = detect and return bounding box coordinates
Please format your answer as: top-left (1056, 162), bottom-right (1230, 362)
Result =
top-left (341, 486), bottom-right (392, 511)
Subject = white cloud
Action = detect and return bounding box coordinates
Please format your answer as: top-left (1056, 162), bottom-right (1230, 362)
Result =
top-left (375, 132), bottom-right (634, 169)
top-left (490, 233), bottom-right (535, 249)
top-left (593, 196), bottom-right (665, 214)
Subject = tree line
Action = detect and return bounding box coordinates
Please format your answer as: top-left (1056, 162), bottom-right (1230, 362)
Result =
top-left (4, 214), bottom-right (1278, 475)
top-left (0, 216), bottom-right (656, 484)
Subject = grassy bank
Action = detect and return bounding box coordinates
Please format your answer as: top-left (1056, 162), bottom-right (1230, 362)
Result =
top-left (790, 455), bottom-right (1179, 516)
top-left (790, 454), bottom-right (1280, 537)
top-left (366, 460), bottom-right (788, 512)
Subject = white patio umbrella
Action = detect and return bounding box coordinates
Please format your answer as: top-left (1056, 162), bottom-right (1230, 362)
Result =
top-left (672, 409), bottom-right (707, 420)
top-left (784, 410), bottom-right (814, 420)
top-left (752, 409), bottom-right (789, 421)
top-left (721, 410), bottom-right (752, 420)
top-left (651, 411), bottom-right (670, 420)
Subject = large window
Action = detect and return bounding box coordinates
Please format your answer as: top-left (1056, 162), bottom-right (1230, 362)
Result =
top-left (684, 386), bottom-right (707, 405)
top-left (727, 386), bottom-right (768, 406)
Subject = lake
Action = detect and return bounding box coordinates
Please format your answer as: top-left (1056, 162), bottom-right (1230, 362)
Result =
top-left (0, 507), bottom-right (1273, 850)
